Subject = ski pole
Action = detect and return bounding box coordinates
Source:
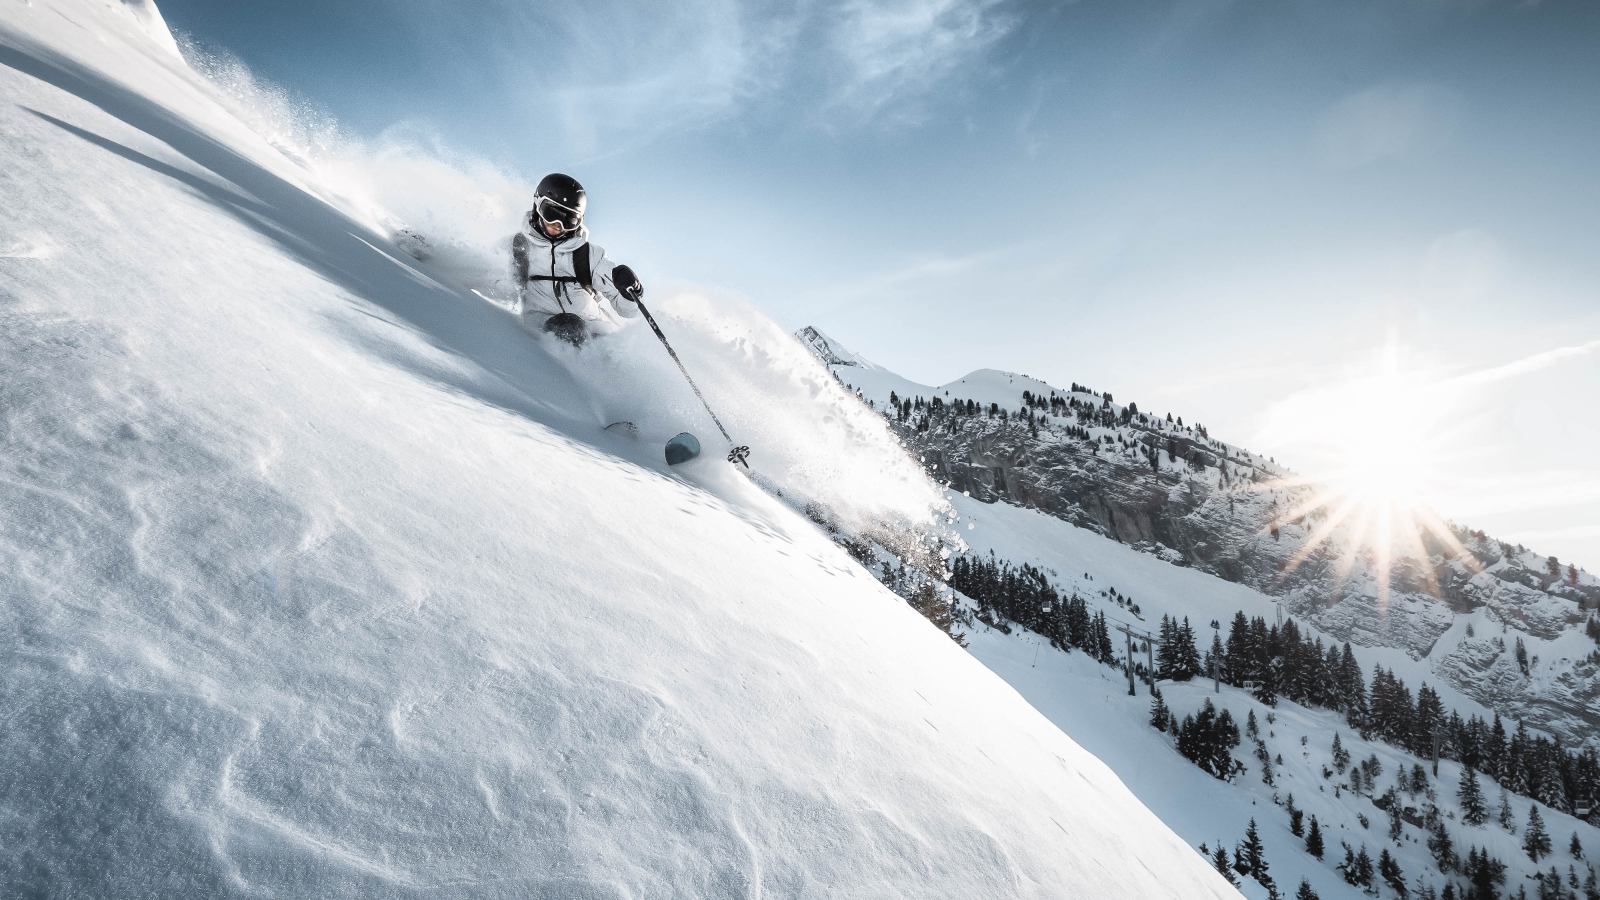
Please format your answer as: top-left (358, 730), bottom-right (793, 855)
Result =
top-left (619, 274), bottom-right (749, 468)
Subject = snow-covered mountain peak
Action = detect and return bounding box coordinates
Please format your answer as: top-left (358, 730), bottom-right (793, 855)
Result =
top-left (795, 324), bottom-right (869, 368)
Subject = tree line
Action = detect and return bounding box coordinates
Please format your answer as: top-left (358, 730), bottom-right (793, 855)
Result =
top-left (947, 553), bottom-right (1117, 665)
top-left (1152, 609), bottom-right (1600, 818)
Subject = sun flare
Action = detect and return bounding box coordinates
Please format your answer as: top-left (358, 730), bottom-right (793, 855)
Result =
top-left (1248, 344), bottom-right (1482, 606)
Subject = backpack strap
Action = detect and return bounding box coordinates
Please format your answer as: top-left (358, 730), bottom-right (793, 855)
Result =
top-left (520, 240), bottom-right (599, 304)
top-left (574, 242), bottom-right (594, 293)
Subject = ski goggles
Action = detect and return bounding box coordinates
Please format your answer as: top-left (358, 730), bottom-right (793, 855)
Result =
top-left (535, 197), bottom-right (583, 233)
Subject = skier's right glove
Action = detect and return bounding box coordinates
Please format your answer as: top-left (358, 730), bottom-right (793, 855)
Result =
top-left (612, 265), bottom-right (643, 302)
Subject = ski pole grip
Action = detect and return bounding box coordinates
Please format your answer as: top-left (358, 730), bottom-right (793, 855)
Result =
top-left (613, 264), bottom-right (642, 301)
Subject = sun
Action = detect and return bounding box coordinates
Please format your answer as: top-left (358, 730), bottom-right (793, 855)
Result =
top-left (1315, 374), bottom-right (1441, 510)
top-left (1247, 343), bottom-right (1481, 606)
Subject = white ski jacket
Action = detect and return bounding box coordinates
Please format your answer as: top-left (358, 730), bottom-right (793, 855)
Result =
top-left (510, 222), bottom-right (639, 325)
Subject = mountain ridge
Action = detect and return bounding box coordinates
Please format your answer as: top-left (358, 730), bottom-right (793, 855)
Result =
top-left (797, 325), bottom-right (1600, 749)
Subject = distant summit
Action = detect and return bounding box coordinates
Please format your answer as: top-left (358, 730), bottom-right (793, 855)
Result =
top-left (796, 326), bottom-right (863, 368)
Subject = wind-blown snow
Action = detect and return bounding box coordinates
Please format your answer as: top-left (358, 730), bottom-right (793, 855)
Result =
top-left (0, 3), bottom-right (1236, 897)
top-left (167, 36), bottom-right (944, 538)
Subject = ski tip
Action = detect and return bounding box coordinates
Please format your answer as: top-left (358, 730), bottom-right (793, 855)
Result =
top-left (665, 432), bottom-right (701, 466)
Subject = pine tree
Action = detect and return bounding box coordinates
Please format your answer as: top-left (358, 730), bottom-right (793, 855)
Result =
top-left (1287, 793), bottom-right (1304, 837)
top-left (1385, 786), bottom-right (1406, 840)
top-left (1354, 846), bottom-right (1375, 890)
top-left (1572, 833), bottom-right (1584, 860)
top-left (1539, 867), bottom-right (1565, 900)
top-left (1489, 715), bottom-right (1509, 781)
top-left (1295, 880), bottom-right (1319, 900)
top-left (1156, 615), bottom-right (1177, 680)
top-left (1177, 617), bottom-right (1203, 680)
top-left (1538, 745), bottom-right (1570, 813)
top-left (1411, 763), bottom-right (1431, 797)
top-left (1238, 818), bottom-right (1268, 880)
top-left (1379, 848), bottom-right (1406, 897)
top-left (1305, 815), bottom-right (1324, 860)
top-left (1212, 843), bottom-right (1238, 886)
top-left (1525, 803), bottom-right (1552, 862)
top-left (1150, 686), bottom-right (1170, 731)
top-left (1464, 846), bottom-right (1508, 897)
top-left (1429, 819), bottom-right (1458, 873)
top-left (1332, 732), bottom-right (1351, 773)
top-left (1459, 767), bottom-right (1489, 826)
top-left (1225, 611), bottom-right (1252, 684)
top-left (1500, 788), bottom-right (1519, 833)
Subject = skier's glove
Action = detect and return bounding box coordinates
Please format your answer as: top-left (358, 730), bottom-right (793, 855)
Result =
top-left (612, 265), bottom-right (643, 302)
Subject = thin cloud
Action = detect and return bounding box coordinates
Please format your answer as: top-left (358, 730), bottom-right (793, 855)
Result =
top-left (824, 0), bottom-right (1016, 121)
top-left (1314, 83), bottom-right (1460, 169)
top-left (466, 0), bottom-right (1015, 153)
top-left (1446, 337), bottom-right (1600, 388)
top-left (808, 245), bottom-right (1007, 316)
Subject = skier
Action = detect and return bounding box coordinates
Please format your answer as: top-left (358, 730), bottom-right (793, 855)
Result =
top-left (511, 173), bottom-right (643, 345)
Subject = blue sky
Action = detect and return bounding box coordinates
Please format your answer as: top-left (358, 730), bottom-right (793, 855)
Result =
top-left (158, 0), bottom-right (1600, 569)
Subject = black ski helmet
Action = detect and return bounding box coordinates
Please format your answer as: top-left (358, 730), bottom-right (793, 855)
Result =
top-left (532, 173), bottom-right (586, 236)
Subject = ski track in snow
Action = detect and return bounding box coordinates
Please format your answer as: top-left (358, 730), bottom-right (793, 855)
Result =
top-left (0, 3), bottom-right (1239, 898)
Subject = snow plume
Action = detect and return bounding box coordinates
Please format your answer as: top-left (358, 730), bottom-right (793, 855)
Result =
top-left (174, 34), bottom-right (530, 294)
top-left (168, 37), bottom-right (950, 548)
top-left (312, 127), bottom-right (535, 297)
top-left (555, 287), bottom-right (957, 541)
top-left (173, 34), bottom-right (344, 177)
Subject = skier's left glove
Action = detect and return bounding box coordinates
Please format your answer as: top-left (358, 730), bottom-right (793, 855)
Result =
top-left (612, 265), bottom-right (643, 302)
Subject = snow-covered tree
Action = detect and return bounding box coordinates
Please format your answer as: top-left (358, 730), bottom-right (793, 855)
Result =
top-left (1149, 686), bottom-right (1170, 732)
top-left (1384, 786), bottom-right (1405, 840)
top-left (1177, 698), bottom-right (1242, 780)
top-left (1459, 767), bottom-right (1489, 826)
top-left (1463, 846), bottom-right (1507, 897)
top-left (1525, 803), bottom-right (1552, 862)
top-left (1428, 819), bottom-right (1458, 873)
top-left (1353, 845), bottom-right (1375, 891)
top-left (1500, 788), bottom-right (1519, 834)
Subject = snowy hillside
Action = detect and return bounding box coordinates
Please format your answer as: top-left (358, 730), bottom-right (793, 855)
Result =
top-left (804, 328), bottom-right (1600, 749)
top-left (797, 330), bottom-right (1600, 898)
top-left (955, 493), bottom-right (1600, 900)
top-left (0, 3), bottom-right (1242, 897)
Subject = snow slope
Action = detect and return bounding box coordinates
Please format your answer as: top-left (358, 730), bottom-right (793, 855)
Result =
top-left (794, 331), bottom-right (1600, 896)
top-left (951, 493), bottom-right (1600, 898)
top-left (0, 2), bottom-right (1239, 897)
